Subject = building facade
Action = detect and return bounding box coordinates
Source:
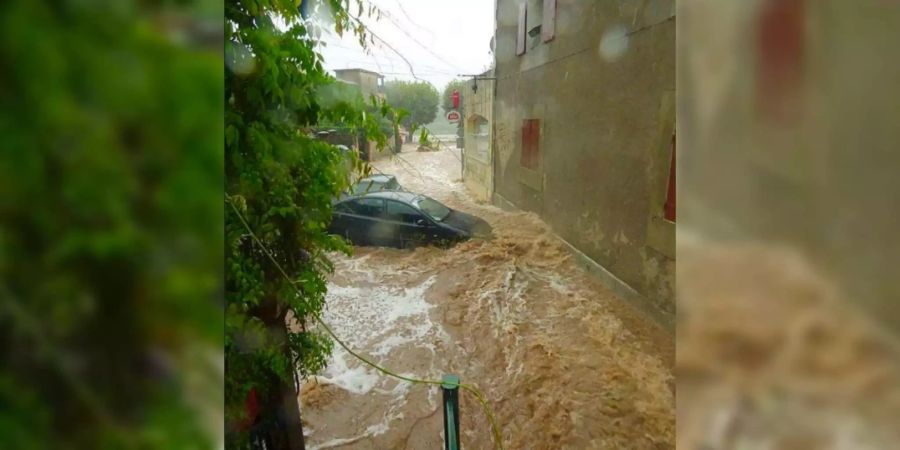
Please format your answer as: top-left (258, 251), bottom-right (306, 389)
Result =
top-left (491, 0), bottom-right (676, 325)
top-left (331, 68), bottom-right (390, 158)
top-left (679, 0), bottom-right (900, 331)
top-left (462, 69), bottom-right (494, 203)
top-left (333, 68), bottom-right (385, 100)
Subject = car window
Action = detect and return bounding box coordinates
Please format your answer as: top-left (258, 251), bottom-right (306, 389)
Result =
top-left (333, 202), bottom-right (353, 213)
top-left (351, 180), bottom-right (383, 194)
top-left (349, 198), bottom-right (384, 217)
top-left (385, 200), bottom-right (424, 224)
top-left (415, 196), bottom-right (451, 221)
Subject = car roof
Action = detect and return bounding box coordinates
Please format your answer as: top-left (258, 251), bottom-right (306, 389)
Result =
top-left (341, 190), bottom-right (421, 203)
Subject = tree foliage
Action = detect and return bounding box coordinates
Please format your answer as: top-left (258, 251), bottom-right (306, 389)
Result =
top-left (383, 80), bottom-right (440, 132)
top-left (0, 1), bottom-right (223, 449)
top-left (225, 0), bottom-right (395, 448)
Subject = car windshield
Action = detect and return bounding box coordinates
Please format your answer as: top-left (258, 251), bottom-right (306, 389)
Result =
top-left (415, 196), bottom-right (451, 221)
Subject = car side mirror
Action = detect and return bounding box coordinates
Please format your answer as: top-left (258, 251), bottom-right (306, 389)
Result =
top-left (415, 219), bottom-right (428, 227)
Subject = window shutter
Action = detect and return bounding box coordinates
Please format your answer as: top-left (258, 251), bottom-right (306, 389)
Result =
top-left (521, 119), bottom-right (540, 169)
top-left (664, 133), bottom-right (676, 222)
top-left (542, 0), bottom-right (556, 42)
top-left (517, 3), bottom-right (527, 55)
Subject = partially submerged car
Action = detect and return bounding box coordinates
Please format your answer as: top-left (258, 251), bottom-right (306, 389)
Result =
top-left (329, 191), bottom-right (492, 248)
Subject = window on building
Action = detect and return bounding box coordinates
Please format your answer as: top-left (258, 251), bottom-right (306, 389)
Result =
top-left (664, 132), bottom-right (676, 222)
top-left (519, 1), bottom-right (555, 54)
top-left (521, 119), bottom-right (540, 170)
top-left (755, 0), bottom-right (804, 121)
top-left (526, 0), bottom-right (543, 50)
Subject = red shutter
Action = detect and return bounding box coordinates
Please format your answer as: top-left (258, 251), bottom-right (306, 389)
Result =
top-left (521, 120), bottom-right (531, 167)
top-left (755, 0), bottom-right (805, 121)
top-left (522, 119), bottom-right (540, 169)
top-left (516, 3), bottom-right (527, 55)
top-left (664, 133), bottom-right (676, 222)
top-left (542, 0), bottom-right (556, 42)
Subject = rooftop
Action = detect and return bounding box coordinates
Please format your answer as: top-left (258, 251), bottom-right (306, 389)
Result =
top-left (334, 67), bottom-right (385, 78)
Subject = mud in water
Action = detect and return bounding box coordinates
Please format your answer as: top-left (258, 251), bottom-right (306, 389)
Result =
top-left (677, 240), bottom-right (900, 449)
top-left (302, 145), bottom-right (675, 449)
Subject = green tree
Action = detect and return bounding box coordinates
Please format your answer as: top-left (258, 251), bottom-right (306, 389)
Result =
top-left (0, 1), bottom-right (223, 449)
top-left (383, 80), bottom-right (440, 140)
top-left (225, 1), bottom-right (394, 449)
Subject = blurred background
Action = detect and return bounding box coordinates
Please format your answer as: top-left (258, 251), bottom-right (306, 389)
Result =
top-left (677, 0), bottom-right (900, 448)
top-left (0, 0), bottom-right (224, 449)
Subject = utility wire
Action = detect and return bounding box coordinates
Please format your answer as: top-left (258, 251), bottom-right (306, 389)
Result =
top-left (379, 9), bottom-right (463, 74)
top-left (225, 196), bottom-right (504, 450)
top-left (323, 44), bottom-right (462, 76)
top-left (394, 0), bottom-right (435, 43)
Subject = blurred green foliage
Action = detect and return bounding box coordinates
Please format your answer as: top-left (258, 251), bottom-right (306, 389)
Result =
top-left (225, 0), bottom-right (397, 448)
top-left (0, 0), bottom-right (224, 449)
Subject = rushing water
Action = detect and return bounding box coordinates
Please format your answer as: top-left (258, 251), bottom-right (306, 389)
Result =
top-left (301, 145), bottom-right (675, 449)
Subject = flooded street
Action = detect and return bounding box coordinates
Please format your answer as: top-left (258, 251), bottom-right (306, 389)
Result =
top-left (301, 145), bottom-right (675, 449)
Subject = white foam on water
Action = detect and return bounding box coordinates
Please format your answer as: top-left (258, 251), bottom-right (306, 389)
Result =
top-left (307, 271), bottom-right (447, 444)
top-left (315, 346), bottom-right (380, 395)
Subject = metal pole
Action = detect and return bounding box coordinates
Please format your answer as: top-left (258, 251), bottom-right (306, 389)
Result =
top-left (442, 374), bottom-right (461, 450)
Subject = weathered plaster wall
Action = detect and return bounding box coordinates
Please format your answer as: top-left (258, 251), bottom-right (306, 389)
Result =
top-left (679, 0), bottom-right (900, 330)
top-left (463, 69), bottom-right (495, 203)
top-left (493, 0), bottom-right (676, 319)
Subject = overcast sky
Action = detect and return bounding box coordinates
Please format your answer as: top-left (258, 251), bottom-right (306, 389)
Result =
top-left (313, 0), bottom-right (495, 91)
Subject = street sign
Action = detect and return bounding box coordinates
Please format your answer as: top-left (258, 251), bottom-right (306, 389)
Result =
top-left (446, 110), bottom-right (460, 123)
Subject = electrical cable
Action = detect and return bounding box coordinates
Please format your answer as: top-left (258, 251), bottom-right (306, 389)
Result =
top-left (225, 196), bottom-right (504, 450)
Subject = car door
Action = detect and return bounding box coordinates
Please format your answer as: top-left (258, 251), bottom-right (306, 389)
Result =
top-left (347, 197), bottom-right (391, 246)
top-left (330, 201), bottom-right (356, 241)
top-left (385, 200), bottom-right (432, 248)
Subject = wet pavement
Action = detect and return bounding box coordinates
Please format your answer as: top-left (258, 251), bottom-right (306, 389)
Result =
top-left (301, 145), bottom-right (675, 449)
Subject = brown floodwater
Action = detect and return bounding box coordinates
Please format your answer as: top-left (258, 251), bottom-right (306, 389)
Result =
top-left (676, 238), bottom-right (900, 449)
top-left (301, 145), bottom-right (675, 449)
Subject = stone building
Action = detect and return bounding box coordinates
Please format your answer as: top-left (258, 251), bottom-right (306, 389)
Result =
top-left (490, 0), bottom-right (676, 327)
top-left (462, 69), bottom-right (494, 203)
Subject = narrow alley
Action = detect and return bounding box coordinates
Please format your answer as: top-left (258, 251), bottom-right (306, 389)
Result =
top-left (301, 145), bottom-right (674, 449)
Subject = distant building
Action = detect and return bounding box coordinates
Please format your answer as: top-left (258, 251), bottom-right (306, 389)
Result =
top-left (334, 68), bottom-right (385, 100)
top-left (331, 68), bottom-right (390, 157)
top-left (488, 0), bottom-right (675, 326)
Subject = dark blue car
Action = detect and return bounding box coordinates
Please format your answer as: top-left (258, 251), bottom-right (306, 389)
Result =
top-left (329, 191), bottom-right (492, 248)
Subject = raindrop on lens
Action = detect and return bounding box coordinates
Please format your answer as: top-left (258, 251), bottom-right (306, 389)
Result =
top-left (598, 24), bottom-right (629, 61)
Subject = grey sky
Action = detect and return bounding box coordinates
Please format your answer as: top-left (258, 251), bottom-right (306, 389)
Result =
top-left (315, 0), bottom-right (495, 91)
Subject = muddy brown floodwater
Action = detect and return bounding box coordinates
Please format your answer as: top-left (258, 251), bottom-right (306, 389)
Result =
top-left (300, 145), bottom-right (675, 449)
